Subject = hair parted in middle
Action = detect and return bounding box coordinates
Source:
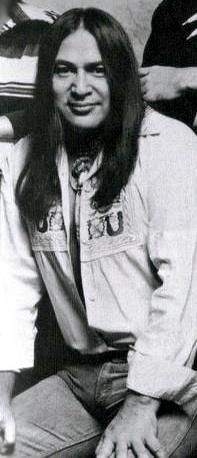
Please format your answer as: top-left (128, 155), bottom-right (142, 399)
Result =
top-left (16, 7), bottom-right (144, 223)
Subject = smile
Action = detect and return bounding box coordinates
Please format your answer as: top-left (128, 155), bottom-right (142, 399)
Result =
top-left (69, 103), bottom-right (99, 108)
top-left (68, 103), bottom-right (98, 115)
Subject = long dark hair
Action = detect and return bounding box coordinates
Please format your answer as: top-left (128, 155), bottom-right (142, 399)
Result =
top-left (12, 0), bottom-right (23, 7)
top-left (16, 7), bottom-right (144, 223)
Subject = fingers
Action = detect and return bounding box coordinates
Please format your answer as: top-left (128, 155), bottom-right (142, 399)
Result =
top-left (0, 414), bottom-right (15, 455)
top-left (140, 77), bottom-right (147, 88)
top-left (139, 67), bottom-right (150, 77)
top-left (96, 439), bottom-right (165, 458)
top-left (127, 450), bottom-right (136, 458)
top-left (140, 84), bottom-right (148, 100)
top-left (96, 438), bottom-right (128, 458)
top-left (96, 436), bottom-right (114, 458)
top-left (146, 435), bottom-right (166, 458)
top-left (131, 440), bottom-right (150, 458)
top-left (140, 83), bottom-right (147, 97)
top-left (4, 414), bottom-right (15, 447)
top-left (95, 436), bottom-right (105, 456)
top-left (109, 453), bottom-right (116, 458)
top-left (115, 441), bottom-right (128, 458)
top-left (139, 74), bottom-right (148, 99)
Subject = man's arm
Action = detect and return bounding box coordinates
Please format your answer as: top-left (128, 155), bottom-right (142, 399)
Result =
top-left (0, 140), bottom-right (44, 452)
top-left (97, 118), bottom-right (197, 458)
top-left (127, 119), bottom-right (197, 406)
top-left (0, 140), bottom-right (44, 371)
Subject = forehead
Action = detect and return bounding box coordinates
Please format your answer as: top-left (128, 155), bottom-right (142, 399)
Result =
top-left (55, 28), bottom-right (102, 64)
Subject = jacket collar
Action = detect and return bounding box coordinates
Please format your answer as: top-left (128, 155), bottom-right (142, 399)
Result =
top-left (139, 107), bottom-right (160, 137)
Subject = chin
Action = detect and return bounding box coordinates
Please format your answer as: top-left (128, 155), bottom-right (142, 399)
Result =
top-left (62, 111), bottom-right (105, 130)
top-left (69, 119), bottom-right (102, 130)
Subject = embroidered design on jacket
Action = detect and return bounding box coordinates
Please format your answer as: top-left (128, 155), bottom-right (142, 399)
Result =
top-left (88, 210), bottom-right (124, 240)
top-left (29, 202), bottom-right (67, 252)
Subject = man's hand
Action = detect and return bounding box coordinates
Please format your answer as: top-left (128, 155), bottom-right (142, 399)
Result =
top-left (0, 401), bottom-right (15, 455)
top-left (96, 391), bottom-right (166, 458)
top-left (139, 66), bottom-right (192, 102)
top-left (0, 372), bottom-right (16, 455)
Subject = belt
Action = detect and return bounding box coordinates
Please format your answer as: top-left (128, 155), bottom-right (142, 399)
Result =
top-left (64, 349), bottom-right (128, 365)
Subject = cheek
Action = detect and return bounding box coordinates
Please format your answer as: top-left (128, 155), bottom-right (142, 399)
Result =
top-left (52, 78), bottom-right (68, 101)
top-left (52, 77), bottom-right (59, 96)
top-left (101, 82), bottom-right (110, 111)
top-left (103, 88), bottom-right (111, 115)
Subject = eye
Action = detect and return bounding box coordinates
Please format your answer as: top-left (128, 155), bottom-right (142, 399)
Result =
top-left (94, 65), bottom-right (106, 76)
top-left (54, 64), bottom-right (72, 76)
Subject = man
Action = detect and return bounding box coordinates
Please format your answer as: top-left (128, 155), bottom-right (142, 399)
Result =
top-left (0, 0), bottom-right (58, 139)
top-left (140, 0), bottom-right (197, 128)
top-left (1, 7), bottom-right (197, 457)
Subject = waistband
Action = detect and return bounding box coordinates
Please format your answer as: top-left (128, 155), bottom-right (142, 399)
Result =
top-left (63, 349), bottom-right (128, 365)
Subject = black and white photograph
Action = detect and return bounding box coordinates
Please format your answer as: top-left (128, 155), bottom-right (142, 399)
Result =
top-left (1, 0), bottom-right (197, 456)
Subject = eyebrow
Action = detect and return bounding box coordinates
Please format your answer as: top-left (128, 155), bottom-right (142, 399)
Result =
top-left (54, 59), bottom-right (104, 70)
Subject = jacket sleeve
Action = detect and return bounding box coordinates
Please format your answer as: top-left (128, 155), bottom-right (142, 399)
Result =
top-left (143, 0), bottom-right (185, 67)
top-left (0, 141), bottom-right (44, 371)
top-left (127, 119), bottom-right (197, 405)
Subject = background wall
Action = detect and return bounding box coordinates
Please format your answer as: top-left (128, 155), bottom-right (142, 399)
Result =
top-left (30, 0), bottom-right (161, 63)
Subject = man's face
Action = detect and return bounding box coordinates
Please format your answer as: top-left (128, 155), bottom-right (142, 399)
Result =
top-left (52, 27), bottom-right (110, 130)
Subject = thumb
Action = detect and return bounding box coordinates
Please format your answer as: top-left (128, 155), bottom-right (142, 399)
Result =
top-left (0, 413), bottom-right (16, 454)
top-left (4, 413), bottom-right (15, 445)
top-left (139, 67), bottom-right (150, 76)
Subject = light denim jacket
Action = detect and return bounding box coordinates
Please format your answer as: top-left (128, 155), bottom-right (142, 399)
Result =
top-left (1, 109), bottom-right (197, 404)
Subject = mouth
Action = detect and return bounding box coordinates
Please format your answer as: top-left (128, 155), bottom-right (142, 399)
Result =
top-left (68, 102), bottom-right (99, 115)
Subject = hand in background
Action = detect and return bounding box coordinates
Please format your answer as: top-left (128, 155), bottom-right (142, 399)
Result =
top-left (139, 66), bottom-right (185, 102)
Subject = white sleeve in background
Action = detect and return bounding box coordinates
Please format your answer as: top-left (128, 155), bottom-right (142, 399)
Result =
top-left (0, 141), bottom-right (44, 371)
top-left (127, 118), bottom-right (197, 405)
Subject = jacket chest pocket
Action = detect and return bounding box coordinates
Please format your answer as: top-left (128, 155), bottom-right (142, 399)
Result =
top-left (80, 189), bottom-right (141, 261)
top-left (28, 202), bottom-right (68, 252)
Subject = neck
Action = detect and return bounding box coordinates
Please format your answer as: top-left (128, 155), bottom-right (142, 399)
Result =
top-left (64, 126), bottom-right (104, 160)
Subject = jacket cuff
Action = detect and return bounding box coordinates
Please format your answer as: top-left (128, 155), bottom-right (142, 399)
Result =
top-left (127, 350), bottom-right (197, 405)
top-left (0, 337), bottom-right (34, 372)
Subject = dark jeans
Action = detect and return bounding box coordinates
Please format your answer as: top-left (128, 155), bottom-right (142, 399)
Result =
top-left (11, 354), bottom-right (197, 457)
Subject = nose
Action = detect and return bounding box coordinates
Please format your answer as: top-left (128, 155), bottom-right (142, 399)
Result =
top-left (72, 70), bottom-right (91, 97)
